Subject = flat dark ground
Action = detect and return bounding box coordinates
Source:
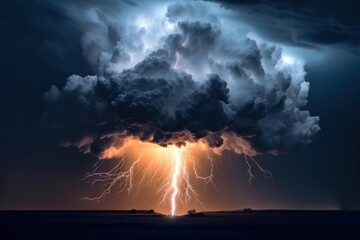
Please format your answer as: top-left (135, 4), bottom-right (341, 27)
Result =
top-left (1, 210), bottom-right (360, 239)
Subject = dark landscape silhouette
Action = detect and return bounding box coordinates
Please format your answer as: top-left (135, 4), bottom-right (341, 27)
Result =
top-left (1, 210), bottom-right (359, 240)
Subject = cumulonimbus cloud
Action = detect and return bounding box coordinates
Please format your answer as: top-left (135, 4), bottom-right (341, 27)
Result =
top-left (43, 1), bottom-right (320, 157)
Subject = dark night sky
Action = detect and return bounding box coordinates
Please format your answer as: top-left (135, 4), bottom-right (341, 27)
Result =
top-left (0, 0), bottom-right (359, 212)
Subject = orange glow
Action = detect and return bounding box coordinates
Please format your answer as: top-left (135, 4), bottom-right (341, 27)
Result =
top-left (84, 138), bottom-right (215, 215)
top-left (82, 133), bottom-right (264, 215)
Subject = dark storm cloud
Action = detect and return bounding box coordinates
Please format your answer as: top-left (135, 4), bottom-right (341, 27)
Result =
top-left (214, 0), bottom-right (360, 54)
top-left (43, 50), bottom-right (230, 153)
top-left (43, 1), bottom-right (319, 157)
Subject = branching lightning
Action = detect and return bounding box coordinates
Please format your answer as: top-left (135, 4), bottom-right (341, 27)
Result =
top-left (83, 140), bottom-right (215, 216)
top-left (244, 155), bottom-right (274, 184)
top-left (83, 139), bottom-right (273, 216)
top-left (83, 150), bottom-right (144, 201)
top-left (244, 155), bottom-right (255, 185)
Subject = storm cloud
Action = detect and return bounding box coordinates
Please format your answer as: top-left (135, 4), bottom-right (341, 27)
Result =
top-left (43, 1), bottom-right (320, 157)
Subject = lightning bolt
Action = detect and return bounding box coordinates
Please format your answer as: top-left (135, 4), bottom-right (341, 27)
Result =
top-left (244, 155), bottom-right (274, 184)
top-left (170, 147), bottom-right (181, 216)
